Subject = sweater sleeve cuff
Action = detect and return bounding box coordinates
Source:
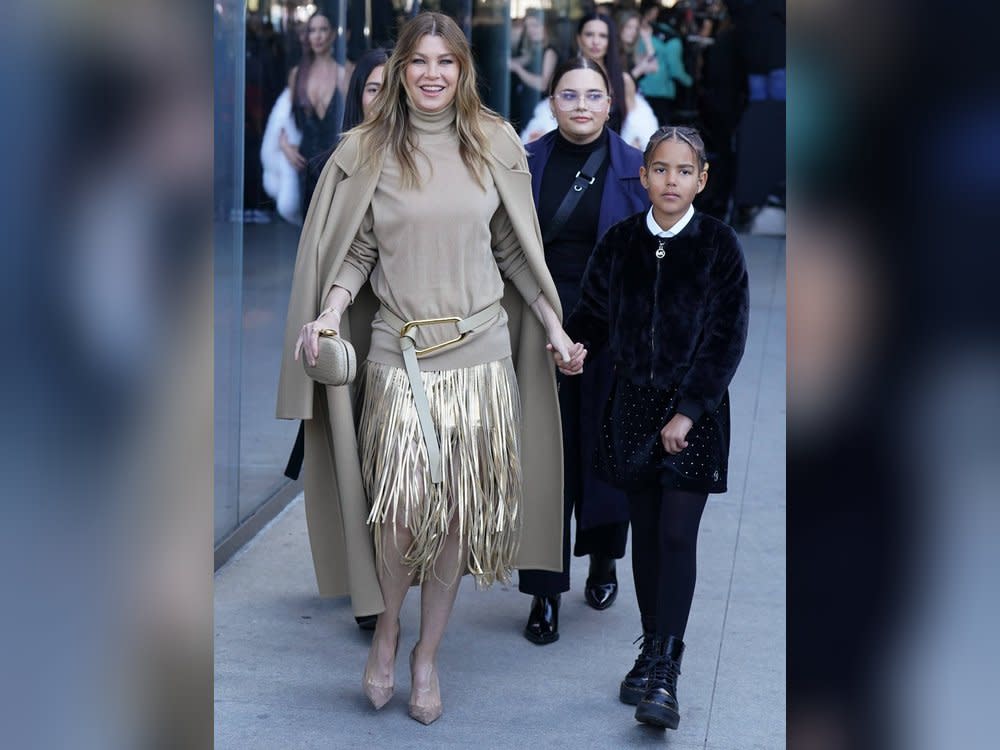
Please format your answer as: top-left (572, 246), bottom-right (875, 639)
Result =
top-left (332, 265), bottom-right (368, 303)
top-left (509, 267), bottom-right (542, 307)
top-left (675, 398), bottom-right (704, 424)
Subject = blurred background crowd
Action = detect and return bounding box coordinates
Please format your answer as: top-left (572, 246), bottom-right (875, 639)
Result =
top-left (234, 0), bottom-right (784, 230)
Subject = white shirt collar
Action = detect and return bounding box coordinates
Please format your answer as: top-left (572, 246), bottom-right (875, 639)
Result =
top-left (646, 204), bottom-right (695, 238)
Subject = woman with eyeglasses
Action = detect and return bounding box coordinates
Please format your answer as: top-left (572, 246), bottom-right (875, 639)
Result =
top-left (518, 56), bottom-right (649, 646)
top-left (521, 13), bottom-right (657, 149)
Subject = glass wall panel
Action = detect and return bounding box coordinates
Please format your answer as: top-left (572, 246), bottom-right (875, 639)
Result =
top-left (471, 1), bottom-right (511, 117)
top-left (237, 1), bottom-right (351, 525)
top-left (214, 0), bottom-right (245, 544)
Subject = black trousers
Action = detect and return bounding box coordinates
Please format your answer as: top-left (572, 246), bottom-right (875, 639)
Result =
top-left (628, 484), bottom-right (709, 638)
top-left (518, 371), bottom-right (629, 597)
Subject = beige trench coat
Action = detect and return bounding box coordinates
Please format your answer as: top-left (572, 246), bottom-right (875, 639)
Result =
top-left (275, 116), bottom-right (565, 617)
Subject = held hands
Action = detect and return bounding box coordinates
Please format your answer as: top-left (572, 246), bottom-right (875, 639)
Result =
top-left (547, 341), bottom-right (587, 375)
top-left (294, 308), bottom-right (341, 367)
top-left (545, 326), bottom-right (587, 376)
top-left (660, 413), bottom-right (694, 455)
top-left (529, 293), bottom-right (586, 375)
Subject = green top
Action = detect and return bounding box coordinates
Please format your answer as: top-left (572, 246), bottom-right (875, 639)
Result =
top-left (637, 34), bottom-right (692, 100)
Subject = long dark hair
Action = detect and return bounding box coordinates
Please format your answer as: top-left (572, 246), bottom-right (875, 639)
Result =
top-left (342, 47), bottom-right (390, 132)
top-left (576, 12), bottom-right (627, 118)
top-left (317, 47), bottom-right (390, 165)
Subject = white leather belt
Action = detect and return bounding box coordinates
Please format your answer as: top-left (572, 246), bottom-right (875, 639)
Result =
top-left (377, 301), bottom-right (503, 484)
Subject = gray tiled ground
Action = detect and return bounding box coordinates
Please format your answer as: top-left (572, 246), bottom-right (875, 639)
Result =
top-left (215, 234), bottom-right (785, 749)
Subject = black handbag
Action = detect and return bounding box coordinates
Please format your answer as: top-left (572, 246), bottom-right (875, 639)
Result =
top-left (595, 376), bottom-right (730, 491)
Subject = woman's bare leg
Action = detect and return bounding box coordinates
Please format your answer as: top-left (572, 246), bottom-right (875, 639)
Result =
top-left (363, 521), bottom-right (415, 708)
top-left (409, 520), bottom-right (463, 723)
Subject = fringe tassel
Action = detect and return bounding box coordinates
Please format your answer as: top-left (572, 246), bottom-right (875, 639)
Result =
top-left (357, 359), bottom-right (522, 588)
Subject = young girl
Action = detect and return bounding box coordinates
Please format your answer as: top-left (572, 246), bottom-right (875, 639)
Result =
top-left (558, 126), bottom-right (749, 729)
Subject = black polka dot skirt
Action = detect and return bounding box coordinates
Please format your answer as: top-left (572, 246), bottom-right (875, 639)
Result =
top-left (595, 376), bottom-right (731, 494)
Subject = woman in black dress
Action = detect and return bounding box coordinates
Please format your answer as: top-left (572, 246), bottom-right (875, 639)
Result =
top-left (278, 11), bottom-right (347, 216)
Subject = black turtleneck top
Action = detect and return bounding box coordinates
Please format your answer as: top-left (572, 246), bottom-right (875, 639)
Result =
top-left (537, 128), bottom-right (611, 285)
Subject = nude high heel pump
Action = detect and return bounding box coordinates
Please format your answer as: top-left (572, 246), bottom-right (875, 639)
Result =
top-left (362, 620), bottom-right (399, 710)
top-left (408, 648), bottom-right (442, 725)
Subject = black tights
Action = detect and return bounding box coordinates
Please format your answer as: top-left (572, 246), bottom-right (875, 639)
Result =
top-left (628, 486), bottom-right (709, 639)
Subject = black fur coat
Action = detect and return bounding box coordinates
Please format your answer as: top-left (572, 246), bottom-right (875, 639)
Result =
top-left (565, 210), bottom-right (749, 423)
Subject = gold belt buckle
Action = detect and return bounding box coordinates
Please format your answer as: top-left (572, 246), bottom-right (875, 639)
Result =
top-left (400, 316), bottom-right (465, 357)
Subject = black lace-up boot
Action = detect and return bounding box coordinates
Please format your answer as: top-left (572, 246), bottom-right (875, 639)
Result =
top-left (619, 633), bottom-right (661, 705)
top-left (634, 635), bottom-right (684, 729)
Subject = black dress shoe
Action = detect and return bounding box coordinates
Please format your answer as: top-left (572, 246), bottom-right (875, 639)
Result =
top-left (523, 594), bottom-right (560, 644)
top-left (355, 615), bottom-right (377, 631)
top-left (584, 555), bottom-right (618, 610)
top-left (635, 635), bottom-right (684, 729)
top-left (619, 633), bottom-right (660, 705)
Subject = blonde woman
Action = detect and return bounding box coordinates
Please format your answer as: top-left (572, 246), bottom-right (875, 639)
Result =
top-left (277, 12), bottom-right (583, 725)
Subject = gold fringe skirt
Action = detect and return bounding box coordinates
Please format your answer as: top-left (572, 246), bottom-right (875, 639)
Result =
top-left (356, 358), bottom-right (522, 588)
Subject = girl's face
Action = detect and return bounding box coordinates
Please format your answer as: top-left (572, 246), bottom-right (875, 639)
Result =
top-left (577, 20), bottom-right (610, 62)
top-left (620, 17), bottom-right (639, 46)
top-left (404, 34), bottom-right (459, 112)
top-left (361, 64), bottom-right (384, 117)
top-left (639, 139), bottom-right (708, 225)
top-left (307, 15), bottom-right (333, 55)
top-left (525, 15), bottom-right (545, 44)
top-left (551, 68), bottom-right (610, 144)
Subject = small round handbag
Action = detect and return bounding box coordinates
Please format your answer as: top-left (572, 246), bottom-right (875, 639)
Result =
top-left (301, 329), bottom-right (357, 386)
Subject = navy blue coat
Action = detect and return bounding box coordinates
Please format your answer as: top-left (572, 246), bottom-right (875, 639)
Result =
top-left (526, 128), bottom-right (649, 245)
top-left (526, 128), bottom-right (649, 529)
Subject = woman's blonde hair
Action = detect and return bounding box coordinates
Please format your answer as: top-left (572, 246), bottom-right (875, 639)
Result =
top-left (355, 12), bottom-right (499, 188)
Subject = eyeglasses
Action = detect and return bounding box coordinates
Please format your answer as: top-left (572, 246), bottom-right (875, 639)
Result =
top-left (552, 90), bottom-right (610, 111)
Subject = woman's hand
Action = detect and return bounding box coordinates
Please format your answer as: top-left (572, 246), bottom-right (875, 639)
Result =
top-left (527, 293), bottom-right (587, 374)
top-left (296, 286), bottom-right (352, 366)
top-left (294, 308), bottom-right (341, 367)
top-left (279, 130), bottom-right (307, 172)
top-left (631, 54), bottom-right (658, 81)
top-left (547, 338), bottom-right (587, 375)
top-left (660, 413), bottom-right (694, 454)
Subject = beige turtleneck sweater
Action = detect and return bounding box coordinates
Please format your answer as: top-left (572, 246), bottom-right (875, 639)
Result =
top-left (333, 103), bottom-right (542, 371)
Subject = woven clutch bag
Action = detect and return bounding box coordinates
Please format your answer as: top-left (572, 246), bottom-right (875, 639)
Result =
top-left (302, 329), bottom-right (357, 386)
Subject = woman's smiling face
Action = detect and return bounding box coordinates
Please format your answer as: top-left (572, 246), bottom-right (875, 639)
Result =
top-left (404, 34), bottom-right (459, 112)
